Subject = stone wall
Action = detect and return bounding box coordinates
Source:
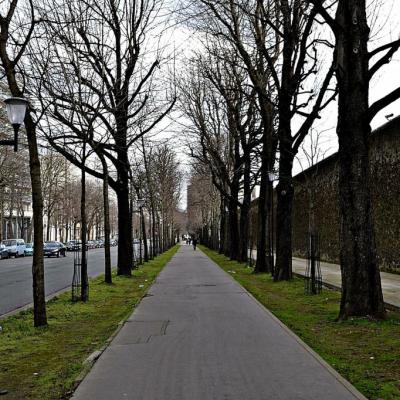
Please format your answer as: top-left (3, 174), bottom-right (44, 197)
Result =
top-left (292, 116), bottom-right (400, 271)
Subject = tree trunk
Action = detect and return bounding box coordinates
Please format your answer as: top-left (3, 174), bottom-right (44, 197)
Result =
top-left (274, 21), bottom-right (296, 280)
top-left (219, 196), bottom-right (226, 254)
top-left (157, 215), bottom-right (161, 255)
top-left (101, 158), bottom-right (112, 284)
top-left (46, 211), bottom-right (51, 241)
top-left (238, 156), bottom-right (251, 263)
top-left (0, 195), bottom-right (3, 242)
top-left (223, 207), bottom-right (230, 257)
top-left (141, 207), bottom-right (149, 262)
top-left (152, 208), bottom-right (157, 256)
top-left (8, 212), bottom-right (13, 239)
top-left (116, 173), bottom-right (133, 275)
top-left (148, 212), bottom-right (153, 259)
top-left (274, 147), bottom-right (294, 281)
top-left (25, 115), bottom-right (47, 327)
top-left (81, 150), bottom-right (89, 302)
top-left (228, 198), bottom-right (239, 260)
top-left (335, 0), bottom-right (385, 319)
top-left (255, 155), bottom-right (269, 273)
top-left (0, 44), bottom-right (47, 325)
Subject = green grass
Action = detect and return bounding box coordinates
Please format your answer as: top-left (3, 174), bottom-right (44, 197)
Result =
top-left (0, 245), bottom-right (179, 400)
top-left (200, 245), bottom-right (400, 400)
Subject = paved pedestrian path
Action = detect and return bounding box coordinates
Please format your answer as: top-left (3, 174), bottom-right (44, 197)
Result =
top-left (72, 245), bottom-right (365, 400)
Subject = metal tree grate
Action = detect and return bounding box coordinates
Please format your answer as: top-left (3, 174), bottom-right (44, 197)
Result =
top-left (305, 233), bottom-right (322, 294)
top-left (72, 246), bottom-right (81, 302)
top-left (72, 245), bottom-right (88, 301)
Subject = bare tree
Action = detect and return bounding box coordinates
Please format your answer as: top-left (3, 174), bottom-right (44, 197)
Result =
top-left (0, 0), bottom-right (47, 326)
top-left (181, 0), bottom-right (336, 279)
top-left (33, 0), bottom-right (176, 275)
top-left (179, 46), bottom-right (261, 262)
top-left (307, 0), bottom-right (400, 319)
top-left (180, 0), bottom-right (279, 270)
top-left (41, 151), bottom-right (68, 241)
top-left (150, 144), bottom-right (181, 251)
top-left (187, 164), bottom-right (220, 250)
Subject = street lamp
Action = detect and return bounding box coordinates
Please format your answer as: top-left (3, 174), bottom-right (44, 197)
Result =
top-left (2, 97), bottom-right (29, 152)
top-left (0, 96), bottom-right (29, 334)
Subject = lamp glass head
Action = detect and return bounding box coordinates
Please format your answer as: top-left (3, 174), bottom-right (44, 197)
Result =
top-left (4, 97), bottom-right (28, 125)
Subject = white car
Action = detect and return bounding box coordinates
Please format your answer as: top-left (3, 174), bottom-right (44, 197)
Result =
top-left (1, 239), bottom-right (26, 258)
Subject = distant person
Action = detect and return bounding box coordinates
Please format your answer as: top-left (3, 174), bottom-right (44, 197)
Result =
top-left (192, 237), bottom-right (197, 250)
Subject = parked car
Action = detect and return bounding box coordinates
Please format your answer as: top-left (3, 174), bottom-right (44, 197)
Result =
top-left (87, 240), bottom-right (96, 249)
top-left (44, 241), bottom-right (66, 257)
top-left (24, 243), bottom-right (34, 256)
top-left (1, 239), bottom-right (26, 257)
top-left (66, 240), bottom-right (81, 251)
top-left (0, 244), bottom-right (10, 259)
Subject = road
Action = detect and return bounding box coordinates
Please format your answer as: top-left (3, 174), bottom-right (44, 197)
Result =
top-left (0, 247), bottom-right (118, 317)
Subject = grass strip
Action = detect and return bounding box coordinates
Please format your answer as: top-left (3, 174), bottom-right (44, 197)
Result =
top-left (200, 245), bottom-right (400, 400)
top-left (0, 245), bottom-right (179, 400)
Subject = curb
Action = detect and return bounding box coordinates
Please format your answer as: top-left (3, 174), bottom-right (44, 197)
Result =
top-left (199, 248), bottom-right (367, 400)
top-left (71, 319), bottom-right (126, 392)
top-left (70, 250), bottom-right (177, 397)
top-left (0, 286), bottom-right (71, 321)
top-left (244, 289), bottom-right (368, 400)
top-left (71, 288), bottom-right (152, 393)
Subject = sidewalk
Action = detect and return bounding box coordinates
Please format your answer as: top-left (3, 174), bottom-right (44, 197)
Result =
top-left (72, 245), bottom-right (365, 400)
top-left (249, 249), bottom-right (400, 309)
top-left (292, 257), bottom-right (400, 309)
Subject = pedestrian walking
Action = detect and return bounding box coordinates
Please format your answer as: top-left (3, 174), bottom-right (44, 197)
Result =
top-left (192, 237), bottom-right (197, 250)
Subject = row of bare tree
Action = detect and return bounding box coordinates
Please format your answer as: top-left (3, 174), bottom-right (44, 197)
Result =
top-left (182, 0), bottom-right (400, 321)
top-left (0, 146), bottom-right (119, 242)
top-left (0, 0), bottom-right (181, 326)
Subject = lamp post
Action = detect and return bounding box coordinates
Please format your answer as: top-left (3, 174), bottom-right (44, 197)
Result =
top-left (268, 172), bottom-right (278, 275)
top-left (2, 97), bottom-right (28, 152)
top-left (0, 97), bottom-right (28, 396)
top-left (137, 198), bottom-right (145, 265)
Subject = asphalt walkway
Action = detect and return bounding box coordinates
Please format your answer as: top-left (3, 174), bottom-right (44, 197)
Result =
top-left (72, 245), bottom-right (365, 400)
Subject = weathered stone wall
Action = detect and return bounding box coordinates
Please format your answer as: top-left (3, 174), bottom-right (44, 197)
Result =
top-left (292, 117), bottom-right (400, 271)
top-left (292, 154), bottom-right (340, 262)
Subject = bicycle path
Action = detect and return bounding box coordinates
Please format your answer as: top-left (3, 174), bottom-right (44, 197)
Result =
top-left (72, 245), bottom-right (365, 400)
